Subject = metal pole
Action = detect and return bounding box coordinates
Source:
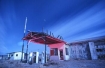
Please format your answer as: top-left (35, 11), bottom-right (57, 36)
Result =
top-left (42, 27), bottom-right (46, 63)
top-left (44, 36), bottom-right (46, 63)
top-left (26, 40), bottom-right (29, 62)
top-left (21, 33), bottom-right (25, 62)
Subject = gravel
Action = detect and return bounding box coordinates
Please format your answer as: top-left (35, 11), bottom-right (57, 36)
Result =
top-left (0, 60), bottom-right (105, 68)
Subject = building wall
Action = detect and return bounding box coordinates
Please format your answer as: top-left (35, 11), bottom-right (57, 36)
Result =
top-left (49, 43), bottom-right (70, 61)
top-left (13, 52), bottom-right (24, 60)
top-left (94, 41), bottom-right (105, 60)
top-left (69, 42), bottom-right (91, 60)
top-left (64, 45), bottom-right (70, 60)
top-left (69, 40), bottom-right (105, 60)
top-left (89, 42), bottom-right (97, 59)
top-left (49, 43), bottom-right (65, 60)
top-left (8, 53), bottom-right (14, 60)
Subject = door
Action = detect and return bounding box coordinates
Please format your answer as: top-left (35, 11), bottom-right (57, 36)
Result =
top-left (59, 49), bottom-right (63, 60)
top-left (50, 50), bottom-right (54, 56)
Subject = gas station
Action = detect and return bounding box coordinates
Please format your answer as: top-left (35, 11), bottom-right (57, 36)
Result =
top-left (23, 31), bottom-right (70, 63)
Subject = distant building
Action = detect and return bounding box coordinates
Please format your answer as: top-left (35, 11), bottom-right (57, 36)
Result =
top-left (7, 51), bottom-right (26, 60)
top-left (0, 55), bottom-right (8, 60)
top-left (0, 55), bottom-right (3, 59)
top-left (68, 36), bottom-right (105, 60)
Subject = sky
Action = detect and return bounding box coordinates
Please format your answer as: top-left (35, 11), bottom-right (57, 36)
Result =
top-left (0, 0), bottom-right (105, 54)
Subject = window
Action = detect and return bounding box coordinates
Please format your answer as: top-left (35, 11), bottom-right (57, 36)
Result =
top-left (11, 54), bottom-right (13, 56)
top-left (96, 49), bottom-right (103, 52)
top-left (65, 48), bottom-right (69, 55)
top-left (50, 48), bottom-right (58, 56)
top-left (16, 54), bottom-right (18, 56)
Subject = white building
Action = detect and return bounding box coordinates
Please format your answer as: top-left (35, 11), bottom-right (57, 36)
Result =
top-left (7, 51), bottom-right (25, 60)
top-left (13, 52), bottom-right (25, 60)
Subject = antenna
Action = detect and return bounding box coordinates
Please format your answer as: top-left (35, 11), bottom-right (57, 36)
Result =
top-left (50, 31), bottom-right (51, 36)
top-left (60, 36), bottom-right (63, 40)
top-left (42, 27), bottom-right (44, 33)
top-left (52, 33), bottom-right (54, 37)
top-left (46, 30), bottom-right (48, 35)
top-left (57, 35), bottom-right (60, 38)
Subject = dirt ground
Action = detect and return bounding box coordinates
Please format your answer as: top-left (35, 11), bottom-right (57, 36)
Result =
top-left (0, 60), bottom-right (105, 68)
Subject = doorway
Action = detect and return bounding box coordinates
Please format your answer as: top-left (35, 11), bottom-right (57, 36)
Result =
top-left (59, 49), bottom-right (63, 60)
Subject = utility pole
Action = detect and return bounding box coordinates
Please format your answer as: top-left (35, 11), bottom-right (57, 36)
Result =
top-left (21, 17), bottom-right (27, 62)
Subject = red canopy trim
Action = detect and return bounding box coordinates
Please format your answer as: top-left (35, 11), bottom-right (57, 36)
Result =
top-left (23, 32), bottom-right (66, 44)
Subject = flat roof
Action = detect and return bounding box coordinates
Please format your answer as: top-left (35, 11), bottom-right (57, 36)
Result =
top-left (23, 32), bottom-right (66, 44)
top-left (68, 36), bottom-right (105, 45)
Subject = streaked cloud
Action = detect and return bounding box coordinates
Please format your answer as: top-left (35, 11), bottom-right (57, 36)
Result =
top-left (0, 16), bottom-right (8, 54)
top-left (0, 0), bottom-right (105, 54)
top-left (49, 1), bottom-right (105, 42)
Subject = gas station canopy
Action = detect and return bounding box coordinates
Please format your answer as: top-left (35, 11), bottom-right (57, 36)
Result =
top-left (23, 32), bottom-right (66, 44)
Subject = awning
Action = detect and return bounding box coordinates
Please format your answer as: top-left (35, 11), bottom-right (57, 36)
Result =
top-left (23, 32), bottom-right (66, 44)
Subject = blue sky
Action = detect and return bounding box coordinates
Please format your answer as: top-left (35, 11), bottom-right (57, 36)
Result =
top-left (0, 0), bottom-right (105, 54)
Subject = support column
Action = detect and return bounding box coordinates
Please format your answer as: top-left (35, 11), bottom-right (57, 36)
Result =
top-left (21, 39), bottom-right (24, 62)
top-left (44, 36), bottom-right (47, 63)
top-left (89, 42), bottom-right (97, 59)
top-left (26, 40), bottom-right (30, 62)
